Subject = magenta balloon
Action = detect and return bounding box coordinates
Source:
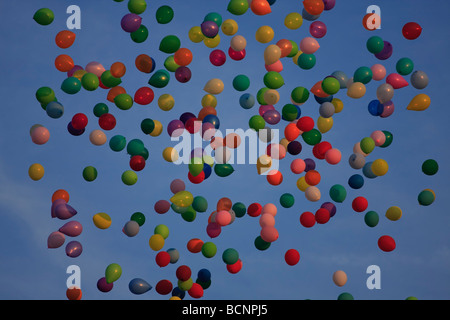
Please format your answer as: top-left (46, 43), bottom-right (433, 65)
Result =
top-left (59, 221), bottom-right (83, 237)
top-left (47, 231), bottom-right (65, 248)
top-left (206, 222), bottom-right (222, 238)
top-left (67, 65), bottom-right (83, 77)
top-left (155, 199), bottom-right (171, 214)
top-left (309, 21), bottom-right (327, 38)
top-left (175, 66), bottom-right (192, 83)
top-left (210, 49), bottom-right (227, 66)
top-left (121, 13), bottom-right (142, 33)
top-left (323, 0), bottom-right (336, 10)
top-left (201, 20), bottom-right (219, 38)
top-left (170, 179), bottom-right (185, 194)
top-left (167, 119), bottom-right (185, 137)
top-left (65, 241), bottom-right (83, 258)
top-left (386, 73), bottom-right (408, 89)
top-left (263, 109), bottom-right (281, 125)
top-left (375, 41), bottom-right (393, 60)
top-left (259, 105), bottom-right (275, 116)
top-left (51, 199), bottom-right (67, 218)
top-left (380, 101), bottom-right (395, 118)
top-left (97, 277), bottom-right (114, 292)
top-left (54, 203), bottom-right (77, 220)
top-left (228, 47), bottom-right (246, 61)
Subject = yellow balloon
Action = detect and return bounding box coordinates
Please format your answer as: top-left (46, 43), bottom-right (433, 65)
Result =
top-left (203, 155), bottom-right (215, 166)
top-left (203, 34), bottom-right (221, 48)
top-left (158, 94), bottom-right (175, 111)
top-left (169, 296), bottom-right (181, 300)
top-left (385, 206), bottom-right (402, 221)
top-left (188, 26), bottom-right (204, 43)
top-left (279, 138), bottom-right (290, 150)
top-left (292, 50), bottom-right (302, 65)
top-left (296, 176), bottom-right (310, 192)
top-left (424, 188), bottom-right (436, 198)
top-left (371, 159), bottom-right (389, 176)
top-left (73, 69), bottom-right (87, 81)
top-left (170, 191), bottom-right (194, 207)
top-left (406, 93), bottom-right (431, 111)
top-left (284, 12), bottom-right (303, 30)
top-left (204, 78), bottom-right (224, 95)
top-left (150, 119), bottom-right (162, 137)
top-left (331, 98), bottom-right (344, 113)
top-left (263, 89), bottom-right (280, 105)
top-left (93, 212), bottom-right (112, 229)
top-left (347, 82), bottom-right (366, 99)
top-left (221, 19), bottom-right (238, 36)
top-left (149, 234), bottom-right (165, 251)
top-left (256, 154), bottom-right (272, 175)
top-left (28, 163), bottom-right (44, 181)
top-left (317, 116), bottom-right (334, 133)
top-left (255, 25), bottom-right (274, 43)
top-left (201, 94), bottom-right (217, 108)
top-left (163, 147), bottom-right (179, 163)
top-left (264, 44), bottom-right (281, 65)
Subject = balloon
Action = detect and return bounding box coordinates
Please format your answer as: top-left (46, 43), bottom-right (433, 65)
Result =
top-left (28, 163), bottom-right (45, 181)
top-left (375, 41), bottom-right (393, 60)
top-left (422, 159), bottom-right (439, 175)
top-left (298, 53), bottom-right (316, 70)
top-left (204, 34), bottom-right (221, 48)
top-left (333, 271), bottom-right (348, 287)
top-left (66, 287), bottom-right (82, 300)
top-left (209, 49), bottom-right (227, 66)
top-left (227, 259), bottom-right (243, 274)
top-left (233, 74), bottom-right (250, 91)
top-left (303, 0), bottom-right (324, 15)
top-left (325, 148), bottom-right (341, 165)
top-left (264, 44), bottom-right (281, 65)
top-left (251, 0), bottom-right (272, 15)
top-left (315, 208), bottom-right (330, 224)
top-left (418, 189), bottom-right (435, 206)
top-left (360, 137), bottom-right (375, 154)
top-left (302, 129), bottom-right (322, 146)
top-left (310, 21), bottom-right (327, 38)
top-left (89, 130), bottom-right (107, 146)
top-left (331, 71), bottom-right (349, 89)
top-left (406, 94), bottom-right (431, 111)
top-left (376, 83), bottom-right (394, 103)
top-left (130, 212), bottom-right (145, 226)
top-left (285, 249), bottom-right (300, 266)
top-left (321, 76), bottom-right (340, 95)
top-left (305, 186), bottom-right (321, 202)
top-left (155, 5), bottom-right (174, 24)
top-left (156, 280), bottom-right (173, 295)
top-left (135, 54), bottom-right (155, 73)
top-left (188, 283), bottom-right (204, 299)
top-left (402, 22), bottom-right (422, 40)
top-left (371, 159), bottom-right (389, 176)
top-left (121, 170), bottom-right (138, 186)
top-left (310, 81), bottom-right (329, 98)
top-left (54, 203), bottom-right (77, 220)
top-left (159, 35), bottom-right (181, 53)
top-left (148, 70), bottom-right (170, 88)
top-left (129, 278), bottom-right (152, 295)
top-left (366, 36), bottom-right (384, 54)
top-left (352, 196), bottom-right (368, 212)
top-left (59, 221), bottom-right (83, 237)
top-left (299, 37), bottom-right (320, 54)
top-left (130, 24), bottom-right (149, 43)
top-left (48, 231), bottom-right (65, 248)
top-left (410, 70), bottom-right (429, 89)
top-left (222, 19), bottom-right (238, 35)
top-left (255, 26), bottom-right (274, 43)
top-left (45, 101), bottom-right (64, 119)
top-left (123, 220), bottom-right (140, 237)
top-left (167, 248), bottom-right (180, 264)
top-left (121, 13), bottom-right (142, 33)
top-left (227, 0), bottom-right (249, 15)
top-left (371, 64), bottom-right (386, 81)
top-left (367, 99), bottom-right (383, 116)
top-left (65, 241), bottom-right (82, 258)
top-left (338, 292), bottom-right (354, 300)
top-left (61, 77), bottom-right (81, 94)
top-left (329, 184), bottom-right (347, 203)
top-left (55, 30), bottom-right (76, 49)
top-left (385, 206), bottom-right (402, 221)
top-left (378, 235), bottom-right (396, 252)
top-left (282, 103), bottom-right (301, 121)
top-left (201, 20), bottom-right (219, 38)
top-left (33, 8), bottom-right (54, 25)
top-left (396, 57), bottom-right (414, 76)
top-left (386, 73), bottom-right (408, 89)
top-left (204, 78), bottom-right (224, 95)
top-left (52, 189), bottom-right (70, 203)
top-left (214, 164), bottom-right (234, 177)
top-left (346, 82), bottom-right (366, 99)
top-left (31, 125), bottom-right (50, 145)
top-left (364, 211), bottom-right (379, 227)
top-left (263, 71), bottom-right (284, 89)
top-left (284, 12), bottom-right (303, 30)
top-left (300, 211), bottom-right (316, 228)
top-left (170, 191), bottom-right (194, 207)
top-left (353, 67), bottom-right (373, 84)
top-left (370, 130), bottom-right (386, 146)
top-left (149, 234), bottom-right (165, 251)
top-left (201, 241), bottom-right (218, 258)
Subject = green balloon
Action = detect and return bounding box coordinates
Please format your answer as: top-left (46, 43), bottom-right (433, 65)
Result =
top-left (148, 69), bottom-right (170, 88)
top-left (302, 129), bottom-right (322, 145)
top-left (321, 76), bottom-right (340, 95)
top-left (130, 24), bottom-right (149, 43)
top-left (204, 12), bottom-right (222, 27)
top-left (364, 211), bottom-right (379, 227)
top-left (114, 93), bottom-right (133, 110)
top-left (291, 86), bottom-right (309, 104)
top-left (282, 104), bottom-right (299, 121)
top-left (232, 74), bottom-right (250, 91)
top-left (81, 73), bottom-right (100, 91)
top-left (164, 55), bottom-right (180, 72)
top-left (140, 147), bottom-right (149, 160)
top-left (155, 5), bottom-right (174, 24)
top-left (222, 248), bottom-right (239, 264)
top-left (380, 131), bottom-right (393, 148)
top-left (128, 0), bottom-right (147, 14)
top-left (159, 35), bottom-right (181, 53)
top-left (405, 296), bottom-right (418, 300)
top-left (154, 224), bottom-right (169, 239)
top-left (101, 70), bottom-right (122, 88)
top-left (36, 87), bottom-right (56, 104)
top-left (256, 87), bottom-right (269, 105)
top-left (249, 115), bottom-right (266, 131)
top-left (189, 157), bottom-right (204, 177)
top-left (366, 36), bottom-right (384, 54)
top-left (254, 236), bottom-right (271, 251)
top-left (192, 196), bottom-right (208, 213)
top-left (105, 263), bottom-right (122, 283)
top-left (127, 139), bottom-right (145, 156)
top-left (93, 103), bottom-right (109, 117)
top-left (287, 40), bottom-right (299, 57)
top-left (422, 159), bottom-right (438, 176)
top-left (122, 170), bottom-right (138, 186)
top-left (360, 137), bottom-right (375, 154)
top-left (396, 57), bottom-right (414, 76)
top-left (263, 71), bottom-right (284, 89)
top-left (214, 164), bottom-right (234, 177)
top-left (232, 202), bottom-right (246, 218)
top-left (109, 135), bottom-right (126, 152)
top-left (82, 166), bottom-right (98, 182)
top-left (61, 77), bottom-right (81, 95)
top-left (178, 278), bottom-right (193, 291)
top-left (33, 8), bottom-right (54, 26)
top-left (181, 206), bottom-right (197, 222)
top-left (130, 212), bottom-right (146, 226)
top-left (196, 278), bottom-right (212, 290)
top-left (329, 184), bottom-right (347, 203)
top-left (171, 203), bottom-right (189, 214)
top-left (337, 292), bottom-right (354, 300)
top-left (298, 53), bottom-right (316, 70)
top-left (353, 67), bottom-right (373, 85)
top-left (140, 118), bottom-right (155, 134)
top-left (280, 193), bottom-right (295, 208)
top-left (418, 190), bottom-right (435, 206)
top-left (227, 0), bottom-right (249, 15)
top-left (201, 242), bottom-right (217, 258)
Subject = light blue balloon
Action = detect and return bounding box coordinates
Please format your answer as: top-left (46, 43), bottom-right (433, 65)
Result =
top-left (239, 93), bottom-right (255, 109)
top-left (46, 101), bottom-right (64, 119)
top-left (129, 278), bottom-right (152, 295)
top-left (331, 71), bottom-right (349, 89)
top-left (362, 161), bottom-right (377, 179)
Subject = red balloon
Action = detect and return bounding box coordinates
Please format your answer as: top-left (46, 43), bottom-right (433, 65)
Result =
top-left (176, 265), bottom-right (192, 281)
top-left (185, 117), bottom-right (201, 134)
top-left (300, 211), bottom-right (315, 228)
top-left (154, 199), bottom-right (171, 214)
top-left (402, 22), bottom-right (422, 40)
top-left (188, 283), bottom-right (204, 299)
top-left (247, 203), bottom-right (262, 217)
top-left (71, 113), bottom-right (88, 130)
top-left (378, 235), bottom-right (396, 252)
top-left (98, 113), bottom-right (116, 130)
top-left (315, 208), bottom-right (330, 224)
top-left (134, 87), bottom-right (154, 105)
top-left (296, 116), bottom-right (314, 132)
top-left (188, 170), bottom-right (205, 184)
top-left (66, 287), bottom-right (82, 300)
top-left (155, 251), bottom-right (171, 267)
top-left (352, 196), bottom-right (368, 212)
top-left (129, 155), bottom-right (146, 171)
top-left (155, 279), bottom-right (173, 295)
top-left (226, 259), bottom-right (243, 274)
top-left (206, 222), bottom-right (222, 238)
top-left (284, 122), bottom-right (301, 141)
top-left (312, 141), bottom-right (332, 159)
top-left (228, 47), bottom-right (246, 61)
top-left (284, 249), bottom-right (300, 266)
top-left (210, 49), bottom-right (227, 66)
top-left (303, 0), bottom-right (324, 15)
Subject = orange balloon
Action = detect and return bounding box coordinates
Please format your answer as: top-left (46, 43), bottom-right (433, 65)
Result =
top-left (187, 238), bottom-right (204, 253)
top-left (210, 136), bottom-right (225, 150)
top-left (217, 197), bottom-right (232, 211)
top-left (284, 122), bottom-right (301, 141)
top-left (207, 211), bottom-right (217, 223)
top-left (66, 287), bottom-right (82, 300)
top-left (55, 30), bottom-right (76, 49)
top-left (52, 189), bottom-right (70, 203)
top-left (174, 48), bottom-right (193, 66)
top-left (135, 54), bottom-right (154, 73)
top-left (110, 62), bottom-right (127, 78)
top-left (305, 169), bottom-right (321, 186)
top-left (107, 86), bottom-right (127, 102)
top-left (55, 54), bottom-right (74, 72)
top-left (303, 0), bottom-right (324, 15)
top-left (251, 0), bottom-right (272, 15)
top-left (267, 170), bottom-right (283, 186)
top-left (310, 81), bottom-right (330, 98)
top-left (197, 106), bottom-right (217, 120)
top-left (224, 133), bottom-right (241, 149)
top-left (276, 39), bottom-right (293, 58)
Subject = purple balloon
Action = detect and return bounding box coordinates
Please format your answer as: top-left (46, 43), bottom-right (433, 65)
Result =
top-left (380, 100), bottom-right (395, 118)
top-left (179, 112), bottom-right (196, 124)
top-left (54, 203), bottom-right (77, 220)
top-left (190, 147), bottom-right (205, 159)
top-left (47, 231), bottom-right (65, 248)
top-left (201, 20), bottom-right (219, 38)
top-left (67, 121), bottom-right (85, 136)
top-left (67, 65), bottom-right (83, 78)
top-left (263, 109), bottom-right (281, 125)
top-left (97, 277), bottom-right (114, 293)
top-left (175, 66), bottom-right (192, 83)
top-left (65, 241), bottom-right (82, 258)
top-left (201, 122), bottom-right (216, 140)
top-left (310, 21), bottom-right (327, 38)
top-left (375, 41), bottom-right (393, 60)
top-left (59, 221), bottom-right (83, 237)
top-left (304, 158), bottom-right (316, 172)
top-left (321, 202), bottom-right (337, 217)
top-left (323, 0), bottom-right (336, 10)
top-left (121, 13), bottom-right (142, 33)
top-left (51, 199), bottom-right (66, 218)
top-left (170, 179), bottom-right (185, 194)
top-left (167, 119), bottom-right (185, 137)
top-left (154, 200), bottom-right (171, 214)
top-left (287, 140), bottom-right (302, 155)
top-left (259, 105), bottom-right (275, 116)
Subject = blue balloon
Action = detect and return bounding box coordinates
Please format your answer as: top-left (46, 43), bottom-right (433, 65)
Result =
top-left (331, 71), bottom-right (349, 89)
top-left (348, 174), bottom-right (364, 189)
top-left (202, 114), bottom-right (220, 129)
top-left (197, 268), bottom-right (211, 282)
top-left (172, 286), bottom-right (186, 299)
top-left (314, 94), bottom-right (333, 104)
top-left (203, 163), bottom-right (212, 179)
top-left (239, 93), bottom-right (255, 109)
top-left (368, 100), bottom-right (383, 116)
top-left (129, 278), bottom-right (152, 295)
top-left (362, 162), bottom-right (377, 179)
top-left (46, 101), bottom-right (64, 119)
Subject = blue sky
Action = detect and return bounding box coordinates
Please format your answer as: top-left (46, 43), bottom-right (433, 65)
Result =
top-left (0, 0), bottom-right (449, 300)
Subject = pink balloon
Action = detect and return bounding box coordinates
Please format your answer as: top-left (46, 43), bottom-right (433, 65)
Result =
top-left (54, 203), bottom-right (77, 220)
top-left (265, 60), bottom-right (283, 72)
top-left (262, 203), bottom-right (277, 216)
top-left (299, 37), bottom-right (320, 54)
top-left (370, 130), bottom-right (386, 146)
top-left (371, 64), bottom-right (386, 81)
top-left (170, 179), bottom-right (185, 194)
top-left (266, 143), bottom-right (286, 160)
top-left (325, 148), bottom-right (341, 165)
top-left (215, 210), bottom-right (232, 226)
top-left (47, 231), bottom-right (65, 248)
top-left (85, 61), bottom-right (105, 77)
top-left (259, 105), bottom-right (275, 116)
top-left (206, 222), bottom-right (222, 238)
top-left (259, 213), bottom-right (276, 228)
top-left (386, 73), bottom-right (409, 89)
top-left (291, 159), bottom-right (306, 174)
top-left (260, 226), bottom-right (279, 243)
top-left (309, 21), bottom-right (327, 38)
top-left (380, 100), bottom-right (395, 118)
top-left (59, 221), bottom-right (83, 237)
top-left (51, 199), bottom-right (66, 218)
top-left (31, 126), bottom-right (50, 145)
